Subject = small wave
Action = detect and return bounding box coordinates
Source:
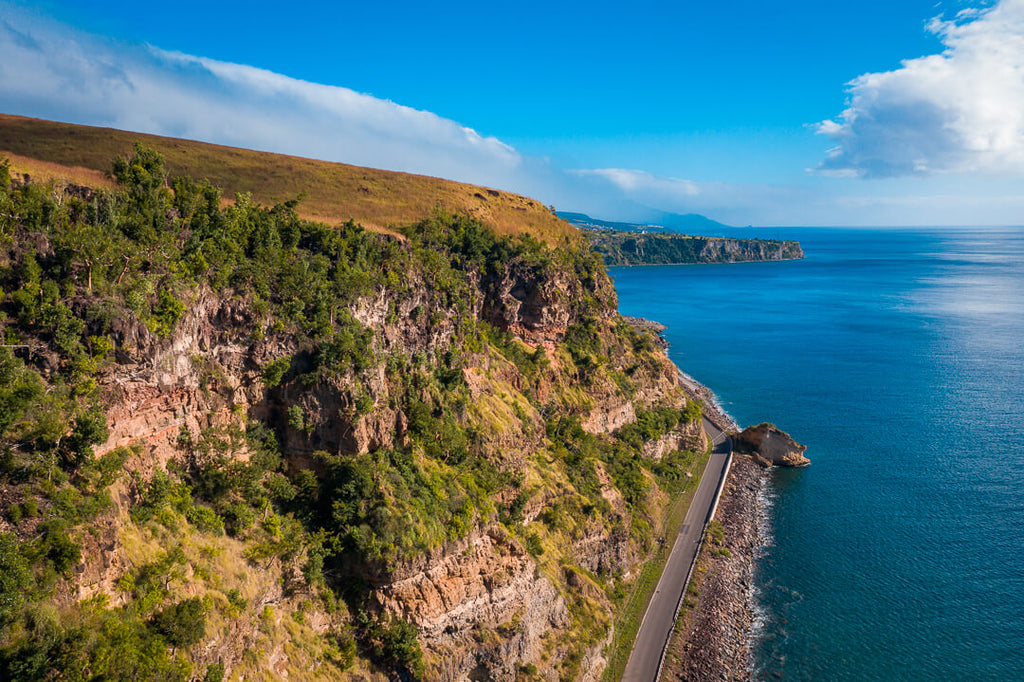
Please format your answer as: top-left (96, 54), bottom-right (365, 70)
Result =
top-left (749, 470), bottom-right (776, 678)
top-left (754, 474), bottom-right (776, 552)
top-left (676, 370), bottom-right (740, 430)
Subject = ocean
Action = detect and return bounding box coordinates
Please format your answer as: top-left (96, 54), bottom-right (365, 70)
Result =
top-left (609, 227), bottom-right (1024, 681)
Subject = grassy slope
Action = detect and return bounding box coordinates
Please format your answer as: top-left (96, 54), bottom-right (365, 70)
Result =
top-left (0, 113), bottom-right (578, 244)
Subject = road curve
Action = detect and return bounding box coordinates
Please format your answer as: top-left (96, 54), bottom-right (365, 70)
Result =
top-left (620, 417), bottom-right (733, 682)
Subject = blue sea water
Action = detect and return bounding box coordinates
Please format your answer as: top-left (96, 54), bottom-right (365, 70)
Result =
top-left (609, 227), bottom-right (1024, 681)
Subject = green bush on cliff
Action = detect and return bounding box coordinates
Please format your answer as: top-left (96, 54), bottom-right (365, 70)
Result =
top-left (616, 406), bottom-right (685, 449)
top-left (309, 448), bottom-right (494, 562)
top-left (357, 611), bottom-right (425, 680)
top-left (0, 596), bottom-right (193, 681)
top-left (150, 597), bottom-right (206, 647)
top-left (0, 533), bottom-right (33, 624)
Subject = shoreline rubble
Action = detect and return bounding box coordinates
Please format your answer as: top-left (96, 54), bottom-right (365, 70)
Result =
top-left (661, 453), bottom-right (764, 681)
top-left (666, 371), bottom-right (764, 681)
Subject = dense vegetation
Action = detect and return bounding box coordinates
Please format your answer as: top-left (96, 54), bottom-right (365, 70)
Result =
top-left (585, 229), bottom-right (803, 266)
top-left (0, 146), bottom-right (701, 679)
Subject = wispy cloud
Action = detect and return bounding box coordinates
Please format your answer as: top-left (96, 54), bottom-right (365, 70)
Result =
top-left (817, 0), bottom-right (1024, 178)
top-left (0, 7), bottom-right (522, 188)
top-left (568, 167), bottom-right (805, 225)
top-left (570, 168), bottom-right (700, 197)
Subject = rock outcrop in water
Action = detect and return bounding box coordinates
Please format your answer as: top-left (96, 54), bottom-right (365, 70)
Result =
top-left (735, 423), bottom-right (809, 467)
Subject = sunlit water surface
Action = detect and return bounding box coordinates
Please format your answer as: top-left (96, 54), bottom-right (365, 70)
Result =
top-left (610, 227), bottom-right (1024, 681)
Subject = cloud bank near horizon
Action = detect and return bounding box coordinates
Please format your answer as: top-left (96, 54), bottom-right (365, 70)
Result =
top-left (0, 9), bottom-right (525, 190)
top-left (4, 3), bottom-right (1024, 227)
top-left (818, 0), bottom-right (1024, 178)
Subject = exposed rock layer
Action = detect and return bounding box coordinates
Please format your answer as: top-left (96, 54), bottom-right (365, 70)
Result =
top-left (735, 423), bottom-right (809, 467)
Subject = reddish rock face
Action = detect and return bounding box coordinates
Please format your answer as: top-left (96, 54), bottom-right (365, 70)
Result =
top-left (50, 222), bottom-right (699, 680)
top-left (481, 258), bottom-right (617, 343)
top-left (734, 423), bottom-right (809, 467)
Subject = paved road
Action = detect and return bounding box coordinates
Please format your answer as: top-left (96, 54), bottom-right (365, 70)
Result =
top-left (621, 417), bottom-right (733, 682)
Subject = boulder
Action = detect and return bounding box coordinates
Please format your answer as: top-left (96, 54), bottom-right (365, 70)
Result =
top-left (734, 423), bottom-right (809, 467)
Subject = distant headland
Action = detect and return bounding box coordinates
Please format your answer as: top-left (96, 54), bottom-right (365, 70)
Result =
top-left (560, 212), bottom-right (804, 266)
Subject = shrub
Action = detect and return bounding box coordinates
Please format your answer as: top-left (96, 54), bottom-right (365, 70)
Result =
top-left (286, 405), bottom-right (305, 431)
top-left (65, 409), bottom-right (109, 467)
top-left (186, 505), bottom-right (225, 535)
top-left (37, 519), bottom-right (81, 577)
top-left (0, 533), bottom-right (32, 623)
top-left (523, 531), bottom-right (544, 556)
top-left (150, 597), bottom-right (206, 648)
top-left (151, 288), bottom-right (186, 338)
top-left (360, 612), bottom-right (425, 680)
top-left (262, 357), bottom-right (290, 388)
top-left (202, 663), bottom-right (225, 682)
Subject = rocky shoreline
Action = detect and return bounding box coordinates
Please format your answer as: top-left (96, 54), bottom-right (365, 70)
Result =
top-left (656, 372), bottom-right (767, 682)
top-left (660, 452), bottom-right (765, 681)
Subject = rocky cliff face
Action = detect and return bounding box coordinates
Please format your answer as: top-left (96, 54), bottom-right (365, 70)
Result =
top-left (372, 526), bottom-right (569, 681)
top-left (481, 259), bottom-right (617, 342)
top-left (60, 255), bottom-right (694, 680)
top-left (587, 230), bottom-right (804, 267)
top-left (735, 423), bottom-right (809, 467)
top-left (0, 171), bottom-right (707, 681)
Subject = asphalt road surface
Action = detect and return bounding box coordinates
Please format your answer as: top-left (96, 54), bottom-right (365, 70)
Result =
top-left (620, 417), bottom-right (733, 682)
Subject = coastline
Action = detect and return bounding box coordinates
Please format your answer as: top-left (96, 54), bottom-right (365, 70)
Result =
top-left (659, 452), bottom-right (764, 681)
top-left (605, 255), bottom-right (804, 269)
top-left (667, 373), bottom-right (764, 681)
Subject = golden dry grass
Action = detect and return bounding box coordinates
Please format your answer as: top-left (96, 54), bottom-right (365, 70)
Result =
top-left (3, 151), bottom-right (117, 190)
top-left (0, 114), bottom-right (580, 244)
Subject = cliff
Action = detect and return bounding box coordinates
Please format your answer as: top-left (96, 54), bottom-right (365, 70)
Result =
top-left (0, 148), bottom-right (710, 680)
top-left (585, 229), bottom-right (803, 266)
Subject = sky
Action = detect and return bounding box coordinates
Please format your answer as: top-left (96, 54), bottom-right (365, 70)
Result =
top-left (2, 0), bottom-right (1024, 226)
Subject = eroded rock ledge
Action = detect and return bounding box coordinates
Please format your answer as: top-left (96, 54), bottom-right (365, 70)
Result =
top-left (734, 423), bottom-right (809, 467)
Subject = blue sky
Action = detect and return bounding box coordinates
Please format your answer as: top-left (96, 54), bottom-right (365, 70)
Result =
top-left (2, 0), bottom-right (1023, 226)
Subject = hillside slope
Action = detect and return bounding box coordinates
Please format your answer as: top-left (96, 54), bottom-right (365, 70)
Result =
top-left (0, 114), bottom-right (577, 243)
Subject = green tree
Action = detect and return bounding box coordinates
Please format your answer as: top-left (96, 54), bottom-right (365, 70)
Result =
top-left (65, 409), bottom-right (109, 467)
top-left (150, 597), bottom-right (206, 648)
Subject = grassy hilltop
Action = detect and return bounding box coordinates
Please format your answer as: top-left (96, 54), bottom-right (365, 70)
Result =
top-left (0, 114), bottom-right (578, 244)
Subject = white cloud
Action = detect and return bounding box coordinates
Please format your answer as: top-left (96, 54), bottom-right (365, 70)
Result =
top-left (570, 168), bottom-right (701, 197)
top-left (818, 0), bottom-right (1024, 178)
top-left (0, 8), bottom-right (522, 188)
top-left (569, 167), bottom-right (813, 226)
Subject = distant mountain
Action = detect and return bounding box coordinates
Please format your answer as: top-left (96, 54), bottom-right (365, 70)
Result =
top-left (558, 210), bottom-right (733, 234)
top-left (653, 211), bottom-right (735, 233)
